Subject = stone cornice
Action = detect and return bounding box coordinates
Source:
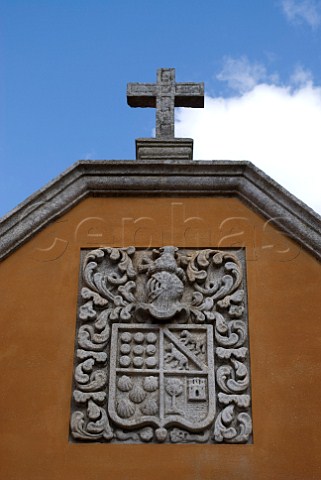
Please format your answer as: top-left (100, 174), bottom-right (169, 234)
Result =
top-left (1, 160), bottom-right (320, 261)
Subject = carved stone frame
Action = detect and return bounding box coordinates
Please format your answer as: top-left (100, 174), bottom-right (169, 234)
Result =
top-left (70, 246), bottom-right (252, 444)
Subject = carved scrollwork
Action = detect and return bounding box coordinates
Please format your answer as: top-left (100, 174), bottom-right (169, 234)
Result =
top-left (214, 312), bottom-right (246, 347)
top-left (215, 347), bottom-right (248, 360)
top-left (183, 249), bottom-right (242, 297)
top-left (216, 360), bottom-right (249, 393)
top-left (218, 393), bottom-right (251, 408)
top-left (181, 249), bottom-right (244, 325)
top-left (71, 401), bottom-right (113, 441)
top-left (82, 247), bottom-right (137, 323)
top-left (213, 405), bottom-right (252, 443)
top-left (70, 246), bottom-right (252, 444)
top-left (71, 247), bottom-right (136, 441)
top-left (115, 427), bottom-right (154, 442)
top-left (73, 390), bottom-right (106, 403)
top-left (169, 428), bottom-right (210, 443)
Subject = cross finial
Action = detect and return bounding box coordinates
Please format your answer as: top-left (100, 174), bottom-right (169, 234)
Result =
top-left (127, 68), bottom-right (204, 139)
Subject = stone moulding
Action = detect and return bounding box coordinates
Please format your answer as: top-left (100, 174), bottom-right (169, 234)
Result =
top-left (0, 160), bottom-right (320, 262)
top-left (70, 246), bottom-right (252, 444)
top-left (135, 138), bottom-right (194, 160)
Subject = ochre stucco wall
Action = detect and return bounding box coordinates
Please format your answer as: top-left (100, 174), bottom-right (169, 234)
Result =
top-left (1, 196), bottom-right (320, 480)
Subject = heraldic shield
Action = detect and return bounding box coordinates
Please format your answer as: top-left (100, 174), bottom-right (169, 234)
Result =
top-left (108, 324), bottom-right (215, 432)
top-left (70, 246), bottom-right (252, 444)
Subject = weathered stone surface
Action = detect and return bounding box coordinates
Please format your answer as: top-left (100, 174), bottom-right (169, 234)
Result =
top-left (127, 68), bottom-right (204, 159)
top-left (136, 138), bottom-right (193, 160)
top-left (127, 68), bottom-right (204, 139)
top-left (1, 160), bottom-right (321, 262)
top-left (70, 246), bottom-right (252, 444)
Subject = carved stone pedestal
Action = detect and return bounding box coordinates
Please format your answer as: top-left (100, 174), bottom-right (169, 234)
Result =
top-left (136, 138), bottom-right (193, 160)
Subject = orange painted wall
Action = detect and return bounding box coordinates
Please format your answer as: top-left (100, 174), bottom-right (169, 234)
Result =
top-left (1, 196), bottom-right (320, 480)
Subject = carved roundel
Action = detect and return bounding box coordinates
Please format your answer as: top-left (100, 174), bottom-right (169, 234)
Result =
top-left (70, 247), bottom-right (252, 444)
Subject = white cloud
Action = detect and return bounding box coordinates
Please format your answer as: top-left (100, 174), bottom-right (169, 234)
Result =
top-left (281, 0), bottom-right (321, 29)
top-left (290, 65), bottom-right (314, 86)
top-left (176, 60), bottom-right (321, 215)
top-left (216, 56), bottom-right (268, 93)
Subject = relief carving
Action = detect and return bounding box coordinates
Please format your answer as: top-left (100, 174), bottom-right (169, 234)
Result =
top-left (70, 247), bottom-right (252, 444)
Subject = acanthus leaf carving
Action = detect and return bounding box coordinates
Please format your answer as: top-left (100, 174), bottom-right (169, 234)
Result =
top-left (79, 301), bottom-right (97, 321)
top-left (216, 360), bottom-right (249, 393)
top-left (73, 391), bottom-right (106, 403)
top-left (76, 371), bottom-right (107, 392)
top-left (70, 246), bottom-right (252, 444)
top-left (218, 393), bottom-right (251, 408)
top-left (169, 428), bottom-right (210, 444)
top-left (71, 401), bottom-right (113, 441)
top-left (76, 349), bottom-right (107, 362)
top-left (216, 347), bottom-right (248, 360)
top-left (214, 313), bottom-right (246, 347)
top-left (213, 405), bottom-right (252, 443)
top-left (81, 287), bottom-right (108, 306)
top-left (115, 426), bottom-right (154, 442)
top-left (75, 358), bottom-right (95, 384)
top-left (78, 325), bottom-right (108, 351)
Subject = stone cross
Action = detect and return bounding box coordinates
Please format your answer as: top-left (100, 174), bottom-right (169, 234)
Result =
top-left (127, 68), bottom-right (204, 138)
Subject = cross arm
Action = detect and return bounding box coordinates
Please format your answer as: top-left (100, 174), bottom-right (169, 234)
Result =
top-left (127, 83), bottom-right (157, 108)
top-left (175, 82), bottom-right (204, 108)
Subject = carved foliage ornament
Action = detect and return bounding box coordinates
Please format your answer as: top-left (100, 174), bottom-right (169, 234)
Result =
top-left (70, 246), bottom-right (252, 444)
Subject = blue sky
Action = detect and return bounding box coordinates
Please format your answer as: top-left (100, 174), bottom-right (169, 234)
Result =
top-left (1, 0), bottom-right (321, 217)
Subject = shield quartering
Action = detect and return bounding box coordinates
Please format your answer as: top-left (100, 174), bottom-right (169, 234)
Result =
top-left (108, 324), bottom-right (215, 435)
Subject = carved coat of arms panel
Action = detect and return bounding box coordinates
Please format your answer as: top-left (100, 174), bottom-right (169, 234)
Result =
top-left (70, 247), bottom-right (252, 444)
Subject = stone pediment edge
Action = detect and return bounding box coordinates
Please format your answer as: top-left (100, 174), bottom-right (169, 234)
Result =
top-left (0, 160), bottom-right (320, 261)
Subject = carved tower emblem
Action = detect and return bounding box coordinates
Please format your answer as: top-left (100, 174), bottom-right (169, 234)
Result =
top-left (70, 247), bottom-right (252, 444)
